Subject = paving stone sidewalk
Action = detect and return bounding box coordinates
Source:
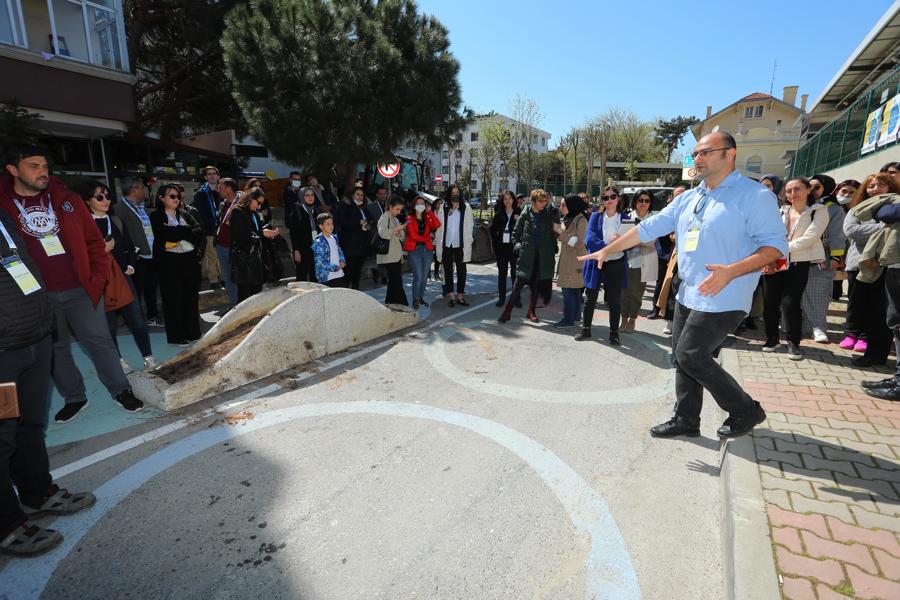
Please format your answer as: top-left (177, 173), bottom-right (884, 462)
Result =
top-left (730, 299), bottom-right (900, 600)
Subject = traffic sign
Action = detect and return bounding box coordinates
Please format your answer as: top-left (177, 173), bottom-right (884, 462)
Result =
top-left (682, 166), bottom-right (698, 180)
top-left (378, 163), bottom-right (401, 178)
top-left (682, 155), bottom-right (695, 168)
top-left (435, 174), bottom-right (443, 182)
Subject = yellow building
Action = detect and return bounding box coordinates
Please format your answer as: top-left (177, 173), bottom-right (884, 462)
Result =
top-left (692, 87), bottom-right (808, 179)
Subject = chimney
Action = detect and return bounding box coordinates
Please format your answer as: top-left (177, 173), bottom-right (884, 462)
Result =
top-left (706, 105), bottom-right (712, 118)
top-left (783, 85), bottom-right (799, 106)
top-left (800, 94), bottom-right (809, 112)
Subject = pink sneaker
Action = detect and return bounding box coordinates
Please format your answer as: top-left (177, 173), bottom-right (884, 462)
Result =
top-left (853, 339), bottom-right (868, 353)
top-left (839, 336), bottom-right (857, 349)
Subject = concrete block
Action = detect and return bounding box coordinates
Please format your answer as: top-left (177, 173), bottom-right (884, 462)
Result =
top-left (132, 285), bottom-right (419, 411)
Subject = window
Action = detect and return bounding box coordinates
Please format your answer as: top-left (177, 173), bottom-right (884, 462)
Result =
top-left (470, 179), bottom-right (478, 191)
top-left (541, 138), bottom-right (546, 147)
top-left (745, 156), bottom-right (763, 174)
top-left (0, 0), bottom-right (25, 46)
top-left (744, 105), bottom-right (764, 119)
top-left (442, 165), bottom-right (449, 175)
top-left (470, 132), bottom-right (478, 142)
top-left (442, 150), bottom-right (449, 159)
top-left (454, 164), bottom-right (461, 176)
top-left (499, 163), bottom-right (507, 177)
top-left (454, 149), bottom-right (462, 159)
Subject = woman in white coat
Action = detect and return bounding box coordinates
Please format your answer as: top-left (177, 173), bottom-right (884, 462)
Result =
top-left (621, 190), bottom-right (658, 332)
top-left (762, 178), bottom-right (829, 361)
top-left (434, 185), bottom-right (474, 307)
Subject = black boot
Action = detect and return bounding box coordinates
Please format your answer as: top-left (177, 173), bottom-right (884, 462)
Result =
top-left (496, 293), bottom-right (506, 307)
top-left (576, 299), bottom-right (594, 340)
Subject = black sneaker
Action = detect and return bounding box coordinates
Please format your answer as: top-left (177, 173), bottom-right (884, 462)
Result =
top-left (419, 298), bottom-right (429, 307)
top-left (54, 401), bottom-right (88, 424)
top-left (787, 343), bottom-right (804, 361)
top-left (650, 417), bottom-right (701, 438)
top-left (115, 389), bottom-right (143, 413)
top-left (609, 332), bottom-right (621, 346)
top-left (861, 377), bottom-right (898, 390)
top-left (574, 328), bottom-right (592, 341)
top-left (717, 402), bottom-right (767, 438)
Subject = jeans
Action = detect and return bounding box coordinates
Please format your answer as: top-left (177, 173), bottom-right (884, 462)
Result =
top-left (49, 287), bottom-right (131, 410)
top-left (671, 303), bottom-right (756, 424)
top-left (763, 262), bottom-right (810, 346)
top-left (216, 244), bottom-right (238, 307)
top-left (106, 278), bottom-right (153, 358)
top-left (561, 287), bottom-right (582, 324)
top-left (408, 244), bottom-right (433, 301)
top-left (0, 335), bottom-right (52, 534)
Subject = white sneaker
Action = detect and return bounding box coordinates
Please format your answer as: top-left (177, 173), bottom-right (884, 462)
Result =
top-left (119, 357), bottom-right (133, 374)
top-left (812, 328), bottom-right (829, 343)
top-left (663, 322), bottom-right (672, 335)
top-left (143, 356), bottom-right (157, 370)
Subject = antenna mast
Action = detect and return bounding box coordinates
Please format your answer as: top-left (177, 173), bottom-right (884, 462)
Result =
top-left (769, 59), bottom-right (777, 95)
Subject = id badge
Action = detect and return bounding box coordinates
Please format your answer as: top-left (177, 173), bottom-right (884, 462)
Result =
top-left (39, 234), bottom-right (66, 256)
top-left (143, 224), bottom-right (154, 240)
top-left (2, 256), bottom-right (41, 295)
top-left (683, 228), bottom-right (700, 252)
top-left (568, 235), bottom-right (578, 247)
top-left (502, 232), bottom-right (511, 243)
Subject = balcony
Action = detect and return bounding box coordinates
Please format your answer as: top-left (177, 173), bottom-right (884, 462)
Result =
top-left (1, 0), bottom-right (129, 72)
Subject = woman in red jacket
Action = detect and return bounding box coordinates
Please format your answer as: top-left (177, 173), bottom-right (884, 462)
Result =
top-left (404, 195), bottom-right (441, 309)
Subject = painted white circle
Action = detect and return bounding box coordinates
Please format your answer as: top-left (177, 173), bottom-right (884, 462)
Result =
top-left (421, 320), bottom-right (674, 404)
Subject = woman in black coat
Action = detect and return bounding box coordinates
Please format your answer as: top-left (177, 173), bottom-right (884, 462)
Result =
top-left (230, 188), bottom-right (280, 302)
top-left (335, 185), bottom-right (374, 290)
top-left (490, 189), bottom-right (519, 306)
top-left (150, 184), bottom-right (205, 345)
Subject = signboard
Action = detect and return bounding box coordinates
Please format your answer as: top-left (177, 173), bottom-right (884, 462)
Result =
top-left (377, 163), bottom-right (401, 178)
top-left (877, 93), bottom-right (900, 147)
top-left (861, 106), bottom-right (884, 155)
top-left (681, 155), bottom-right (697, 180)
top-left (434, 174), bottom-right (443, 182)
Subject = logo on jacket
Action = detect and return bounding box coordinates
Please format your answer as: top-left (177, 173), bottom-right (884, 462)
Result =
top-left (17, 205), bottom-right (60, 238)
top-left (61, 201), bottom-right (74, 212)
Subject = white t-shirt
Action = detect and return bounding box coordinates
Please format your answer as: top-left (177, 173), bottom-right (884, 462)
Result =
top-left (325, 234), bottom-right (344, 280)
top-left (602, 212), bottom-right (623, 260)
top-left (445, 209), bottom-right (461, 248)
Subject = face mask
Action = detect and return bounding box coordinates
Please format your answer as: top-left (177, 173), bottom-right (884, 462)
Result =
top-left (354, 198), bottom-right (363, 206)
top-left (836, 194), bottom-right (852, 205)
top-left (415, 204), bottom-right (426, 213)
top-left (291, 180), bottom-right (301, 189)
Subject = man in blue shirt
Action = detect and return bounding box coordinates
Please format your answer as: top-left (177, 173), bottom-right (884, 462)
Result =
top-left (579, 132), bottom-right (788, 438)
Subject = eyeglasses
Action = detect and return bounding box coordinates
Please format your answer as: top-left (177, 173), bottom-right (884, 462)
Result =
top-left (166, 194), bottom-right (181, 200)
top-left (690, 147), bottom-right (732, 160)
top-left (602, 194), bottom-right (618, 200)
top-left (636, 198), bottom-right (651, 204)
top-left (810, 183), bottom-right (823, 190)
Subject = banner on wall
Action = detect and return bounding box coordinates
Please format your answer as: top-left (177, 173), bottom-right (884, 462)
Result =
top-left (861, 106), bottom-right (883, 155)
top-left (877, 93), bottom-right (900, 147)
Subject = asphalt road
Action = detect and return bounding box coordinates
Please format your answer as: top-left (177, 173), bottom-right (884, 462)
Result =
top-left (1, 266), bottom-right (726, 599)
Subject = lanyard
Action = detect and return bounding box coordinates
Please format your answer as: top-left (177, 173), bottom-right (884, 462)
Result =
top-left (120, 198), bottom-right (149, 222)
top-left (12, 193), bottom-right (55, 226)
top-left (689, 190), bottom-right (713, 228)
top-left (505, 212), bottom-right (513, 233)
top-left (0, 218), bottom-right (17, 255)
top-left (203, 185), bottom-right (218, 218)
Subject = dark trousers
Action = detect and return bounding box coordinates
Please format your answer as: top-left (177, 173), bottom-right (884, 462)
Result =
top-left (857, 273), bottom-right (892, 361)
top-left (672, 303), bottom-right (755, 424)
top-left (884, 269), bottom-right (900, 379)
top-left (442, 247), bottom-right (466, 295)
top-left (158, 252), bottom-right (201, 344)
top-left (651, 257), bottom-right (668, 312)
top-left (495, 245), bottom-right (517, 300)
top-left (763, 262), bottom-right (810, 346)
top-left (344, 255), bottom-right (365, 290)
top-left (383, 261), bottom-right (408, 305)
top-left (237, 282), bottom-right (263, 303)
top-left (582, 256), bottom-right (626, 333)
top-left (294, 250), bottom-right (316, 283)
top-left (133, 256), bottom-right (159, 320)
top-left (325, 276), bottom-right (347, 288)
top-left (0, 335), bottom-right (53, 535)
top-left (507, 252), bottom-right (540, 308)
top-left (106, 277), bottom-right (153, 358)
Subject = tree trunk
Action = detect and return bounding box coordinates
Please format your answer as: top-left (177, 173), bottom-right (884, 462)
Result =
top-left (586, 146), bottom-right (593, 197)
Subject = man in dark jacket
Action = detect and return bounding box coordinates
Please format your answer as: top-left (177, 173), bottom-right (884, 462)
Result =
top-left (191, 166), bottom-right (222, 289)
top-left (282, 171), bottom-right (304, 233)
top-left (336, 184), bottom-right (374, 289)
top-left (287, 187), bottom-right (319, 282)
top-left (0, 147), bottom-right (142, 425)
top-left (111, 176), bottom-right (159, 324)
top-left (0, 203), bottom-right (96, 558)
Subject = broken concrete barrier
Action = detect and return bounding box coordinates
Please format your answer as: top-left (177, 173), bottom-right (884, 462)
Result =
top-left (131, 283), bottom-right (419, 410)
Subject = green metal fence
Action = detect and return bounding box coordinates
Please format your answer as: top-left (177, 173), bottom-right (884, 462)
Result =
top-left (791, 66), bottom-right (900, 178)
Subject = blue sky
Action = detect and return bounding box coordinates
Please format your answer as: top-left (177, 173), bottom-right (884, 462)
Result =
top-left (416, 0), bottom-right (895, 150)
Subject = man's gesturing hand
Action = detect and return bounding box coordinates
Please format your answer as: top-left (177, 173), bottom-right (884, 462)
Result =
top-left (577, 249), bottom-right (606, 270)
top-left (699, 264), bottom-right (735, 296)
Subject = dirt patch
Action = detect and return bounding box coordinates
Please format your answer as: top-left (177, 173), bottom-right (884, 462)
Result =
top-left (224, 411), bottom-right (255, 425)
top-left (154, 317), bottom-right (264, 383)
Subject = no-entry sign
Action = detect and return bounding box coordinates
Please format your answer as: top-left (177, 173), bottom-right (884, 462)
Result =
top-left (378, 163), bottom-right (401, 178)
top-left (435, 174), bottom-right (443, 182)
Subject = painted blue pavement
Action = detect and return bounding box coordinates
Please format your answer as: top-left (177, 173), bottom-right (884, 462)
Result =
top-left (46, 270), bottom-right (503, 448)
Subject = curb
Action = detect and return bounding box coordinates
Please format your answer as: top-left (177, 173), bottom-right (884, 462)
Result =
top-left (719, 347), bottom-right (781, 600)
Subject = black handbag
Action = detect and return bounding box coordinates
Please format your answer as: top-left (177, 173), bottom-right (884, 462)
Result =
top-left (371, 230), bottom-right (390, 255)
top-left (231, 241), bottom-right (264, 285)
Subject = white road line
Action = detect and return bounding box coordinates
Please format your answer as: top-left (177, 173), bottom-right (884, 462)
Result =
top-left (11, 402), bottom-right (640, 600)
top-left (51, 297), bottom-right (498, 480)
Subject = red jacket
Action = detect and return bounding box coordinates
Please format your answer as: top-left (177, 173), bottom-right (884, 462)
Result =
top-left (0, 174), bottom-right (109, 306)
top-left (403, 211), bottom-right (441, 251)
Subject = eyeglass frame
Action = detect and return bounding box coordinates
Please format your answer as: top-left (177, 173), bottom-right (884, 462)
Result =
top-left (690, 147), bottom-right (734, 160)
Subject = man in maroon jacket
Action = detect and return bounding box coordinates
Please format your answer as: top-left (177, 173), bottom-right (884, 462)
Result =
top-left (1, 146), bottom-right (142, 424)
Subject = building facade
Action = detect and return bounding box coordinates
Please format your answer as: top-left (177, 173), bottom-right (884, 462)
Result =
top-left (692, 88), bottom-right (807, 179)
top-left (789, 3), bottom-right (900, 181)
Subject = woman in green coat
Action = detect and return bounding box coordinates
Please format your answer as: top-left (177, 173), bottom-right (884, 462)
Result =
top-left (499, 189), bottom-right (559, 323)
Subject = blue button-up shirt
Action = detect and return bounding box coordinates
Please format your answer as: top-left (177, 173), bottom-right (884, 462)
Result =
top-left (637, 170), bottom-right (787, 313)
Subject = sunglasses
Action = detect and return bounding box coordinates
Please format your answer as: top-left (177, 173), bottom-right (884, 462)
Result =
top-left (602, 194), bottom-right (618, 200)
top-left (637, 198), bottom-right (651, 204)
top-left (166, 194), bottom-right (181, 200)
top-left (94, 193), bottom-right (109, 201)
